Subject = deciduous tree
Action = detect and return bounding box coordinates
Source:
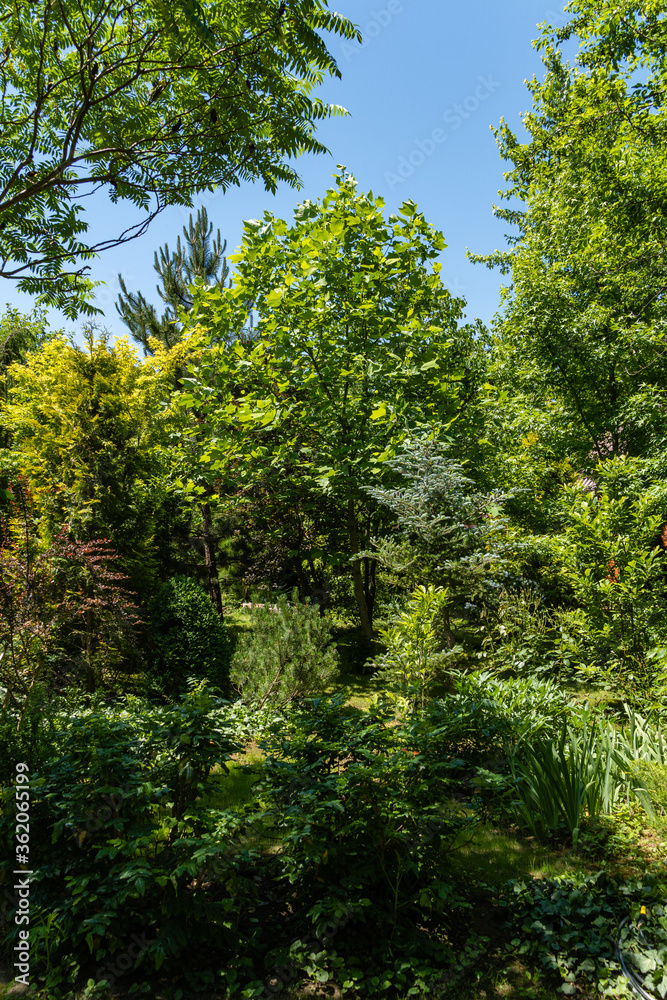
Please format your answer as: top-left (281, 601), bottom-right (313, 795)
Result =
top-left (473, 1), bottom-right (667, 470)
top-left (179, 172), bottom-right (486, 638)
top-left (0, 0), bottom-right (357, 315)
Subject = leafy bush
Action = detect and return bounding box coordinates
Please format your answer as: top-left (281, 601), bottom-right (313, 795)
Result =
top-left (217, 697), bottom-right (288, 744)
top-left (410, 670), bottom-right (571, 783)
top-left (0, 685), bottom-right (118, 786)
top-left (480, 587), bottom-right (561, 679)
top-left (372, 584), bottom-right (453, 712)
top-left (0, 685), bottom-right (263, 998)
top-left (450, 670), bottom-right (570, 741)
top-left (551, 483), bottom-right (667, 704)
top-left (0, 686), bottom-right (61, 785)
top-left (148, 575), bottom-right (232, 696)
top-left (629, 761), bottom-right (667, 827)
top-left (230, 590), bottom-right (338, 709)
top-left (256, 694), bottom-right (472, 995)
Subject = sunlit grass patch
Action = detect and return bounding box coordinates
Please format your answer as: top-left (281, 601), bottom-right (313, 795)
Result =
top-left (323, 670), bottom-right (386, 711)
top-left (564, 684), bottom-right (619, 716)
top-left (206, 744), bottom-right (264, 810)
top-left (448, 818), bottom-right (588, 884)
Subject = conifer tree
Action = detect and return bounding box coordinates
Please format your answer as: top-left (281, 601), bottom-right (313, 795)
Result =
top-left (116, 206), bottom-right (230, 354)
top-left (117, 207), bottom-right (234, 617)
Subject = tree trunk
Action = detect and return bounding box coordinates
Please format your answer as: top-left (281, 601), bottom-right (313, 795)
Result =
top-left (293, 555), bottom-right (310, 600)
top-left (347, 497), bottom-right (374, 641)
top-left (85, 608), bottom-right (96, 692)
top-left (201, 501), bottom-right (224, 617)
top-left (364, 551), bottom-right (376, 626)
top-left (441, 605), bottom-right (455, 649)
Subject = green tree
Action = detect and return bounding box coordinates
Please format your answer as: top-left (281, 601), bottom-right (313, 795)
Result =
top-left (373, 584), bottom-right (452, 713)
top-left (230, 591), bottom-right (338, 709)
top-left (0, 307), bottom-right (55, 452)
top-left (0, 329), bottom-right (183, 598)
top-left (473, 0), bottom-right (667, 471)
top-left (552, 473), bottom-right (667, 703)
top-left (116, 205), bottom-right (255, 615)
top-left (116, 206), bottom-right (231, 353)
top-left (178, 172), bottom-right (486, 639)
top-left (0, 0), bottom-right (357, 316)
top-left (365, 435), bottom-right (507, 648)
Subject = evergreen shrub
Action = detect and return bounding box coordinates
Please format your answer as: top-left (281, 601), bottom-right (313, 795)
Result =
top-left (148, 575), bottom-right (232, 696)
top-left (230, 590), bottom-right (338, 709)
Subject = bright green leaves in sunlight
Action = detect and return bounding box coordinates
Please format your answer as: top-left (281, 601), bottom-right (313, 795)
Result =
top-left (183, 169), bottom-right (474, 482)
top-left (175, 170), bottom-right (486, 637)
top-left (472, 0), bottom-right (667, 470)
top-left (0, 328), bottom-right (188, 595)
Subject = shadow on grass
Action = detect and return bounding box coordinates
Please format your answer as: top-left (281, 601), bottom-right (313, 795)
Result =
top-left (448, 817), bottom-right (588, 885)
top-left (206, 744), bottom-right (264, 810)
top-left (331, 624), bottom-right (385, 675)
top-left (323, 670), bottom-right (387, 710)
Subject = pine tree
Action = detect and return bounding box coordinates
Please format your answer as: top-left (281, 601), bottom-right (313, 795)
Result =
top-left (116, 207), bottom-right (233, 618)
top-left (116, 206), bottom-right (230, 354)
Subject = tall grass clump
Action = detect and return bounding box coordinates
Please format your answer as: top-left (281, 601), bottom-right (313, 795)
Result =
top-left (503, 706), bottom-right (667, 848)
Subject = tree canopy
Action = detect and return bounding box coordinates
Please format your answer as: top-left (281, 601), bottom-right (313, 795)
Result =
top-left (0, 0), bottom-right (357, 316)
top-left (472, 0), bottom-right (667, 469)
top-left (0, 328), bottom-right (184, 594)
top-left (176, 171), bottom-right (485, 635)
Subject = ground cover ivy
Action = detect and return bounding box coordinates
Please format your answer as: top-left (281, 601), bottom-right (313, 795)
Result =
top-left (496, 870), bottom-right (667, 997)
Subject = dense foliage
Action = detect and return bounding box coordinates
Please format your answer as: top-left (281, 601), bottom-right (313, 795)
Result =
top-left (2, 2), bottom-right (667, 998)
top-left (0, 0), bottom-right (357, 315)
top-left (148, 575), bottom-right (233, 696)
top-left (230, 592), bottom-right (338, 709)
top-left (176, 171), bottom-right (485, 639)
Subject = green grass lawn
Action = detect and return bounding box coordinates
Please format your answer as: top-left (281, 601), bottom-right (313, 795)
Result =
top-left (448, 819), bottom-right (589, 884)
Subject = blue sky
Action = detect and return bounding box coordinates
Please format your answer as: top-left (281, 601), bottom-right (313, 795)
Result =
top-left (6, 0), bottom-right (568, 341)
